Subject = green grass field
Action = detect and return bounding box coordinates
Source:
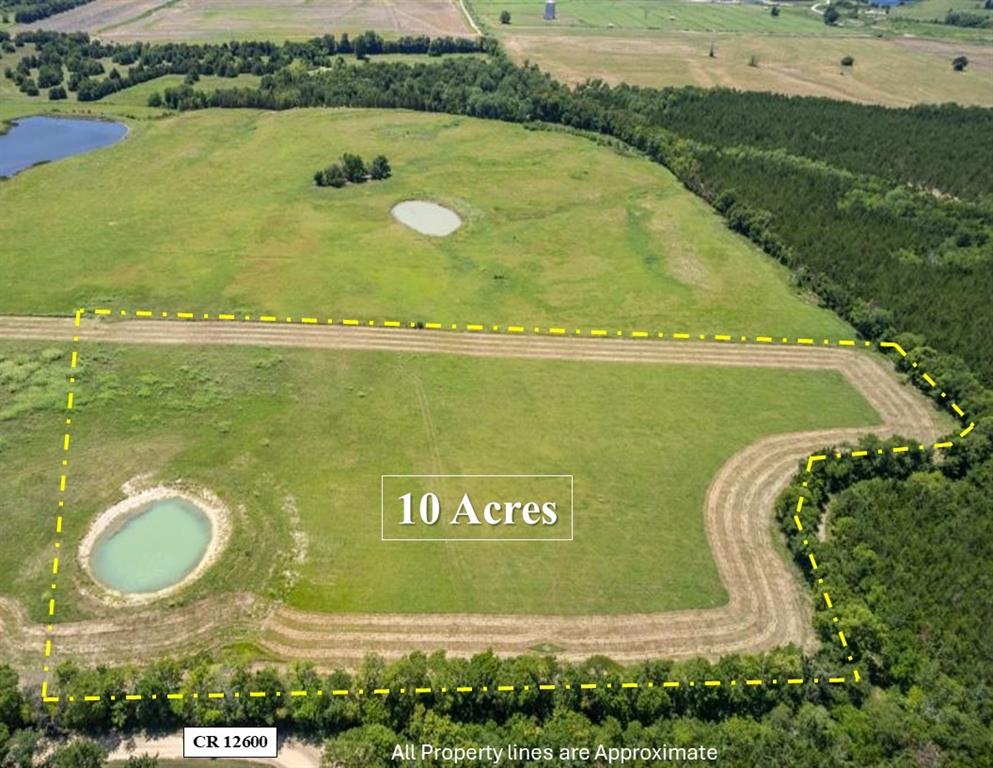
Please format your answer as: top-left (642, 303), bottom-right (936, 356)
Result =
top-left (0, 340), bottom-right (880, 620)
top-left (889, 0), bottom-right (992, 21)
top-left (478, 0), bottom-right (835, 34)
top-left (0, 106), bottom-right (850, 339)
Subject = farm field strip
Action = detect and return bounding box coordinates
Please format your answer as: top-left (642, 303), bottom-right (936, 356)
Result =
top-left (17, 0), bottom-right (475, 41)
top-left (498, 30), bottom-right (993, 107)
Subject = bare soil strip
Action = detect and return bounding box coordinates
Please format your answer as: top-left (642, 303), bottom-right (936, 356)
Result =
top-left (0, 316), bottom-right (941, 666)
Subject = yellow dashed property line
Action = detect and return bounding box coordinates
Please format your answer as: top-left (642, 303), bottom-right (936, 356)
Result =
top-left (879, 341), bottom-right (907, 357)
top-left (82, 308), bottom-right (889, 351)
top-left (42, 312), bottom-right (975, 704)
top-left (39, 314), bottom-right (83, 702)
top-left (47, 674), bottom-right (866, 702)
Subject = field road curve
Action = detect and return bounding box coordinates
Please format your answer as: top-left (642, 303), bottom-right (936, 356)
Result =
top-left (35, 732), bottom-right (321, 768)
top-left (110, 734), bottom-right (320, 768)
top-left (0, 316), bottom-right (943, 666)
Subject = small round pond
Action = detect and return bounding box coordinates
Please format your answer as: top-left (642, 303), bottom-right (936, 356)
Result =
top-left (88, 497), bottom-right (213, 595)
top-left (391, 200), bottom-right (462, 236)
top-left (0, 116), bottom-right (127, 178)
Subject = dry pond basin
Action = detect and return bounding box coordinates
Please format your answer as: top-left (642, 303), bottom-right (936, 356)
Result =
top-left (391, 200), bottom-right (462, 236)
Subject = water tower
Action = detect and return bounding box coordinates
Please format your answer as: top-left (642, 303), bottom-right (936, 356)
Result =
top-left (544, 0), bottom-right (556, 21)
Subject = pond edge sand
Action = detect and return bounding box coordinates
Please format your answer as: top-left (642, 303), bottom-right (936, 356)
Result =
top-left (78, 479), bottom-right (232, 606)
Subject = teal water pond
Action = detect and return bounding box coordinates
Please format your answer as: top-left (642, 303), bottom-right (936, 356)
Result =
top-left (90, 497), bottom-right (212, 594)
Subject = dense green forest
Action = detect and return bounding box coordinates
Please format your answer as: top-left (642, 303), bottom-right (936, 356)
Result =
top-left (582, 86), bottom-right (993, 200)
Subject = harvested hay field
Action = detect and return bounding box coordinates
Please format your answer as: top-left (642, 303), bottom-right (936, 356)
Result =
top-left (18, 0), bottom-right (474, 42)
top-left (502, 30), bottom-right (993, 108)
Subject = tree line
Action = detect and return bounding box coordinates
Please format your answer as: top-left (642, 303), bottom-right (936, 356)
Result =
top-left (3, 0), bottom-right (94, 24)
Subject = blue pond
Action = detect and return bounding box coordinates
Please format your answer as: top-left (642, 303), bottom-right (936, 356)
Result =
top-left (0, 115), bottom-right (127, 178)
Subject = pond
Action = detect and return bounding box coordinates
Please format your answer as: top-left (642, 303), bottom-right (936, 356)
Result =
top-left (89, 497), bottom-right (213, 595)
top-left (0, 116), bottom-right (127, 178)
top-left (391, 200), bottom-right (463, 237)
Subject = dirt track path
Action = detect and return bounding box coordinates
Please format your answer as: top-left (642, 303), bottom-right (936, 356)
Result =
top-left (45, 732), bottom-right (322, 768)
top-left (0, 317), bottom-right (941, 665)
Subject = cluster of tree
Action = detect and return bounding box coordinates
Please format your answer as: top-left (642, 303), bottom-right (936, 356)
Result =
top-left (945, 8), bottom-right (993, 28)
top-left (4, 0), bottom-right (94, 24)
top-left (7, 30), bottom-right (492, 102)
top-left (772, 427), bottom-right (993, 752)
top-left (314, 153), bottom-right (391, 188)
top-left (347, 29), bottom-right (482, 59)
top-left (577, 85), bottom-right (992, 199)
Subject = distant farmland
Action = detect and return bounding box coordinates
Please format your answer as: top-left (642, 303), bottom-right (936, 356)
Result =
top-left (18, 0), bottom-right (474, 41)
top-left (478, 0), bottom-right (993, 107)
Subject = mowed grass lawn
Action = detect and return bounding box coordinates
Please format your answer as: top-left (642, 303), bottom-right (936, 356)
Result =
top-left (0, 107), bottom-right (850, 339)
top-left (0, 341), bottom-right (880, 620)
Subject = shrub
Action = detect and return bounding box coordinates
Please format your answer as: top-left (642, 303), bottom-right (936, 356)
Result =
top-left (500, 10), bottom-right (511, 24)
top-left (48, 86), bottom-right (67, 100)
top-left (369, 155), bottom-right (392, 180)
top-left (841, 55), bottom-right (854, 66)
top-left (952, 55), bottom-right (969, 71)
top-left (340, 152), bottom-right (367, 183)
top-left (824, 5), bottom-right (840, 24)
top-left (324, 163), bottom-right (347, 188)
top-left (147, 91), bottom-right (163, 107)
top-left (770, 5), bottom-right (780, 16)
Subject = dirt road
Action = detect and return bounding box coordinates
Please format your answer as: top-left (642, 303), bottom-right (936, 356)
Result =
top-left (0, 316), bottom-right (941, 665)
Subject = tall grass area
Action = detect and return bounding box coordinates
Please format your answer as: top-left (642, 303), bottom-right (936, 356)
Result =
top-left (0, 340), bottom-right (880, 621)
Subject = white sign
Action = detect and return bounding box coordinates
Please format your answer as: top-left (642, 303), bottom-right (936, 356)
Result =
top-left (183, 727), bottom-right (278, 758)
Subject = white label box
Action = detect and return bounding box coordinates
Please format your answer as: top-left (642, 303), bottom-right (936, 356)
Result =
top-left (183, 727), bottom-right (278, 758)
top-left (381, 474), bottom-right (574, 541)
